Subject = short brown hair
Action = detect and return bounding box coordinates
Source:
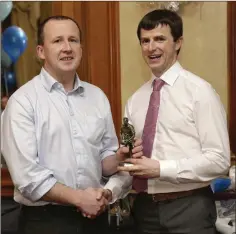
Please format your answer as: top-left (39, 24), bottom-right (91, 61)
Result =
top-left (38, 15), bottom-right (82, 45)
top-left (137, 9), bottom-right (183, 54)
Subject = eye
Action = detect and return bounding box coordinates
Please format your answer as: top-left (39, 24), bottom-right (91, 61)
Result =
top-left (155, 37), bottom-right (165, 42)
top-left (54, 39), bottom-right (61, 43)
top-left (141, 38), bottom-right (149, 44)
top-left (70, 38), bottom-right (79, 43)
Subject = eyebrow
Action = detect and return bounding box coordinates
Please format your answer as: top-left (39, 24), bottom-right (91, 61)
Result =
top-left (51, 35), bottom-right (79, 40)
top-left (141, 35), bottom-right (167, 41)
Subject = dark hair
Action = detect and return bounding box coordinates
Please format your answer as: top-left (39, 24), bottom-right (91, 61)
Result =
top-left (38, 15), bottom-right (82, 45)
top-left (137, 9), bottom-right (183, 54)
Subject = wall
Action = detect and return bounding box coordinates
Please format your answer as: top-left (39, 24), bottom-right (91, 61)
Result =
top-left (119, 2), bottom-right (228, 115)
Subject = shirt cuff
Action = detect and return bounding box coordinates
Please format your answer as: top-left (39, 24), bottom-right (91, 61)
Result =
top-left (101, 150), bottom-right (116, 160)
top-left (30, 176), bottom-right (57, 202)
top-left (159, 160), bottom-right (179, 184)
top-left (104, 173), bottom-right (132, 204)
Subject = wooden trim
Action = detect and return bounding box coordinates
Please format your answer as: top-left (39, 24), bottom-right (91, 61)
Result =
top-left (228, 2), bottom-right (236, 154)
top-left (108, 2), bottom-right (122, 135)
top-left (52, 1), bottom-right (62, 15)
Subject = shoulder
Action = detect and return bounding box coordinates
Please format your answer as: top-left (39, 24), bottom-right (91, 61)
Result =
top-left (179, 68), bottom-right (221, 104)
top-left (179, 69), bottom-right (213, 91)
top-left (127, 80), bottom-right (151, 105)
top-left (6, 75), bottom-right (40, 114)
top-left (81, 81), bottom-right (108, 99)
top-left (11, 75), bottom-right (40, 103)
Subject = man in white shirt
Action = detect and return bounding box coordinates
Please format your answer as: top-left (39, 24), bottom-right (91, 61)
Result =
top-left (118, 9), bottom-right (230, 234)
top-left (1, 16), bottom-right (143, 234)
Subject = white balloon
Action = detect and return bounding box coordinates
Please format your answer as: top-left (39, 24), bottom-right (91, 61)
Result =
top-left (0, 1), bottom-right (13, 22)
top-left (1, 49), bottom-right (12, 68)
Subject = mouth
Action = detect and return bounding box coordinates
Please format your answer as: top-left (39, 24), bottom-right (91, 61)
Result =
top-left (60, 56), bottom-right (74, 61)
top-left (148, 54), bottom-right (162, 62)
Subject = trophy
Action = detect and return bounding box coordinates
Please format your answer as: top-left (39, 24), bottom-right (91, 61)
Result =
top-left (119, 117), bottom-right (135, 167)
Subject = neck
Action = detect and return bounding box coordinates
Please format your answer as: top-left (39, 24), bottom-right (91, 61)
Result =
top-left (153, 57), bottom-right (177, 78)
top-left (44, 66), bottom-right (76, 91)
top-left (58, 73), bottom-right (75, 92)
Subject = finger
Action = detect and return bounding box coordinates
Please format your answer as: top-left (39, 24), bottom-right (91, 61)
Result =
top-left (117, 165), bottom-right (140, 172)
top-left (103, 198), bottom-right (109, 206)
top-left (98, 196), bottom-right (109, 206)
top-left (96, 188), bottom-right (104, 200)
top-left (133, 138), bottom-right (142, 147)
top-left (132, 145), bottom-right (143, 154)
top-left (132, 151), bottom-right (143, 158)
top-left (133, 172), bottom-right (149, 178)
top-left (103, 189), bottom-right (112, 201)
top-left (118, 146), bottom-right (129, 154)
top-left (124, 158), bottom-right (139, 164)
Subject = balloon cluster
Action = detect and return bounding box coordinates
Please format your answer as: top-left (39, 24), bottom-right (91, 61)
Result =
top-left (1, 1), bottom-right (28, 99)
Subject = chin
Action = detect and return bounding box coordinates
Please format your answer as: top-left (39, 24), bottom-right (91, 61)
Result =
top-left (149, 64), bottom-right (162, 71)
top-left (60, 65), bottom-right (77, 73)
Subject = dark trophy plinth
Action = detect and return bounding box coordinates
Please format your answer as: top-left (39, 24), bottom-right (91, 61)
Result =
top-left (119, 117), bottom-right (135, 167)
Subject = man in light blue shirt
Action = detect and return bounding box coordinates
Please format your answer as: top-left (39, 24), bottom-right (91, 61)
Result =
top-left (1, 15), bottom-right (142, 234)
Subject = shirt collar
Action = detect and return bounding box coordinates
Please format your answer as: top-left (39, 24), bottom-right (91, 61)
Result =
top-left (151, 61), bottom-right (183, 87)
top-left (40, 67), bottom-right (84, 94)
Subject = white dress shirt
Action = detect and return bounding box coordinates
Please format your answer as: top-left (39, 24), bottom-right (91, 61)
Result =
top-left (1, 68), bottom-right (119, 205)
top-left (106, 61), bottom-right (230, 196)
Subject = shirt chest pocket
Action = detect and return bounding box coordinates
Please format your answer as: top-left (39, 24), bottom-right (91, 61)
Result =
top-left (86, 115), bottom-right (105, 144)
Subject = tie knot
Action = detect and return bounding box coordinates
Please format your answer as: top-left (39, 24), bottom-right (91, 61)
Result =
top-left (153, 79), bottom-right (165, 91)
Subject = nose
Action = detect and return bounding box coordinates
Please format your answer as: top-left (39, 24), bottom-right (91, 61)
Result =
top-left (148, 41), bottom-right (156, 52)
top-left (62, 41), bottom-right (72, 52)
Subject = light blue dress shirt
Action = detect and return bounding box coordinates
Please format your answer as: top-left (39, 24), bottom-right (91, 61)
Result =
top-left (1, 68), bottom-right (119, 205)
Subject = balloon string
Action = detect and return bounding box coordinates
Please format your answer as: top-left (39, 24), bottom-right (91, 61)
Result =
top-left (4, 68), bottom-right (9, 97)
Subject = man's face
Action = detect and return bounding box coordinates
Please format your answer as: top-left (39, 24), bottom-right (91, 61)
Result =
top-left (140, 24), bottom-right (182, 77)
top-left (37, 19), bottom-right (82, 77)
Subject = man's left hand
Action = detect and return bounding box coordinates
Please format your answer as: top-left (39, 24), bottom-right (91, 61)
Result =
top-left (117, 156), bottom-right (160, 179)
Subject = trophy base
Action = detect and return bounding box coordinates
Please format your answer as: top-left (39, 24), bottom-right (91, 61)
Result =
top-left (119, 161), bottom-right (133, 167)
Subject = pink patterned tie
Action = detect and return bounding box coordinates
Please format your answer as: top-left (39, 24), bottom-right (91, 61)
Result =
top-left (132, 79), bottom-right (165, 193)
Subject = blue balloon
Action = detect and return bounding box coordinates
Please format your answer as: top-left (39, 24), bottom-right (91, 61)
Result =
top-left (0, 1), bottom-right (13, 22)
top-left (4, 71), bottom-right (17, 90)
top-left (2, 26), bottom-right (28, 63)
top-left (1, 48), bottom-right (12, 68)
top-left (211, 178), bottom-right (231, 193)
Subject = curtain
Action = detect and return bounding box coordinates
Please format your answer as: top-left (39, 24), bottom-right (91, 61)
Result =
top-left (11, 2), bottom-right (41, 87)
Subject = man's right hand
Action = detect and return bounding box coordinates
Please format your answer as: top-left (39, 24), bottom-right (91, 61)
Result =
top-left (76, 188), bottom-right (109, 218)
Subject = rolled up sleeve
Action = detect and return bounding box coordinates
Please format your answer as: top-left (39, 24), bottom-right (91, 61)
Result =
top-left (100, 97), bottom-right (119, 160)
top-left (1, 96), bottom-right (56, 202)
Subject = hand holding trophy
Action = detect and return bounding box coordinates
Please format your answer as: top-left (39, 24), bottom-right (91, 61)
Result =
top-left (119, 117), bottom-right (135, 167)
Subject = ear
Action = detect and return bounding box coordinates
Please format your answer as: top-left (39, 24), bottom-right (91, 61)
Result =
top-left (36, 45), bottom-right (45, 60)
top-left (79, 46), bottom-right (82, 57)
top-left (175, 36), bottom-right (183, 52)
